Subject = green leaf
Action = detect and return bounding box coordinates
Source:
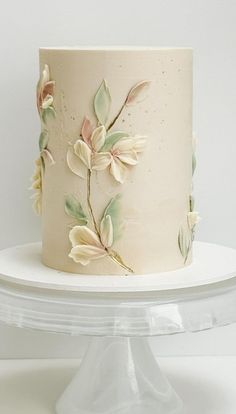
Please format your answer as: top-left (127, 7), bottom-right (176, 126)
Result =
top-left (65, 195), bottom-right (88, 225)
top-left (39, 130), bottom-right (49, 152)
top-left (192, 152), bottom-right (196, 176)
top-left (42, 106), bottom-right (56, 124)
top-left (40, 155), bottom-right (45, 173)
top-left (101, 131), bottom-right (129, 152)
top-left (189, 195), bottom-right (194, 212)
top-left (94, 80), bottom-right (111, 125)
top-left (178, 227), bottom-right (187, 259)
top-left (102, 194), bottom-right (123, 242)
top-left (178, 226), bottom-right (192, 263)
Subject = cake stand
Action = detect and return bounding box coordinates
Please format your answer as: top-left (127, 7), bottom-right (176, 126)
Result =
top-left (0, 241), bottom-right (236, 414)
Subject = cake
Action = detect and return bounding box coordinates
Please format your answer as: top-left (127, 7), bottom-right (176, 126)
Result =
top-left (32, 47), bottom-right (200, 275)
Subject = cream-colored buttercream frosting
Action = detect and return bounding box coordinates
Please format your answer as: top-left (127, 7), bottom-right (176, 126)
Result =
top-left (38, 47), bottom-right (193, 275)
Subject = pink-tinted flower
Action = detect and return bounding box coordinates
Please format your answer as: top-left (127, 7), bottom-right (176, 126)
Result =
top-left (69, 215), bottom-right (113, 265)
top-left (109, 136), bottom-right (146, 183)
top-left (37, 64), bottom-right (55, 114)
top-left (67, 121), bottom-right (146, 184)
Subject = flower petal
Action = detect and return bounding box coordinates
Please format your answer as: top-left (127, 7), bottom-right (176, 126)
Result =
top-left (69, 225), bottom-right (102, 248)
top-left (31, 178), bottom-right (41, 190)
top-left (91, 125), bottom-right (106, 152)
top-left (187, 211), bottom-right (201, 230)
top-left (81, 116), bottom-right (93, 146)
top-left (117, 151), bottom-right (138, 165)
top-left (102, 131), bottom-right (129, 152)
top-left (110, 158), bottom-right (127, 184)
top-left (74, 140), bottom-right (92, 169)
top-left (32, 191), bottom-right (42, 216)
top-left (42, 94), bottom-right (54, 109)
top-left (132, 135), bottom-right (147, 153)
top-left (41, 149), bottom-right (55, 165)
top-left (126, 80), bottom-right (151, 106)
top-left (100, 215), bottom-right (113, 248)
top-left (69, 245), bottom-right (107, 265)
top-left (41, 64), bottom-right (50, 86)
top-left (67, 146), bottom-right (87, 178)
top-left (92, 152), bottom-right (112, 171)
top-left (42, 81), bottom-right (55, 100)
top-left (113, 137), bottom-right (134, 152)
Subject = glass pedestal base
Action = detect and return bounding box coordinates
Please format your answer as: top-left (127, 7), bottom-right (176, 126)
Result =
top-left (56, 337), bottom-right (182, 414)
top-left (1, 241), bottom-right (236, 414)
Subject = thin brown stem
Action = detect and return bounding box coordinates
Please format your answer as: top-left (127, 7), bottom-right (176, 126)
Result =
top-left (107, 250), bottom-right (134, 274)
top-left (87, 169), bottom-right (100, 237)
top-left (86, 169), bottom-right (134, 274)
top-left (107, 100), bottom-right (127, 131)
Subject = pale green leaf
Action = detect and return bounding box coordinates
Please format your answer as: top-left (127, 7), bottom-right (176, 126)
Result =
top-left (178, 227), bottom-right (187, 259)
top-left (178, 226), bottom-right (192, 263)
top-left (39, 130), bottom-right (49, 152)
top-left (65, 195), bottom-right (88, 225)
top-left (192, 152), bottom-right (196, 175)
top-left (189, 195), bottom-right (194, 212)
top-left (178, 227), bottom-right (184, 258)
top-left (102, 194), bottom-right (123, 242)
top-left (94, 80), bottom-right (111, 125)
top-left (42, 106), bottom-right (56, 124)
top-left (102, 131), bottom-right (129, 151)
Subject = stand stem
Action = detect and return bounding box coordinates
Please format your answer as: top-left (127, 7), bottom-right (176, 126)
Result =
top-left (56, 336), bottom-right (183, 414)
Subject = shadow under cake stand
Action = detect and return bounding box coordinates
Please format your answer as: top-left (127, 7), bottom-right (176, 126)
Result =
top-left (0, 241), bottom-right (236, 414)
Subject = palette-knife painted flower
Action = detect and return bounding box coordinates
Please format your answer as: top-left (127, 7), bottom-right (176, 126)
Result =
top-left (67, 122), bottom-right (146, 184)
top-left (69, 216), bottom-right (113, 265)
top-left (37, 64), bottom-right (55, 122)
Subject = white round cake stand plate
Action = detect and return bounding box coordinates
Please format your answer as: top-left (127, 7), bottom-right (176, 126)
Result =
top-left (0, 241), bottom-right (236, 414)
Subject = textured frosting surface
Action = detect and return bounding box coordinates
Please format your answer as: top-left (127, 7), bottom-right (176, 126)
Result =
top-left (39, 48), bottom-right (193, 275)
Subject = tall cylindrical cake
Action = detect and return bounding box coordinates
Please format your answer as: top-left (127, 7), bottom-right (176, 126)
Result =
top-left (33, 47), bottom-right (196, 275)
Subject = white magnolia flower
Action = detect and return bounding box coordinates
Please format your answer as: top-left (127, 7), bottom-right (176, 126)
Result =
top-left (31, 157), bottom-right (42, 215)
top-left (69, 215), bottom-right (113, 265)
top-left (67, 125), bottom-right (111, 177)
top-left (109, 135), bottom-right (146, 183)
top-left (67, 126), bottom-right (146, 184)
top-left (187, 211), bottom-right (201, 230)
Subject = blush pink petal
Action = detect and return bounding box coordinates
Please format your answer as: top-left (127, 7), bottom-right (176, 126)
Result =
top-left (42, 81), bottom-right (55, 101)
top-left (81, 117), bottom-right (93, 146)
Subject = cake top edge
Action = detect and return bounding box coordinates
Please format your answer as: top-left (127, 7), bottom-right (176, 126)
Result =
top-left (39, 46), bottom-right (193, 52)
